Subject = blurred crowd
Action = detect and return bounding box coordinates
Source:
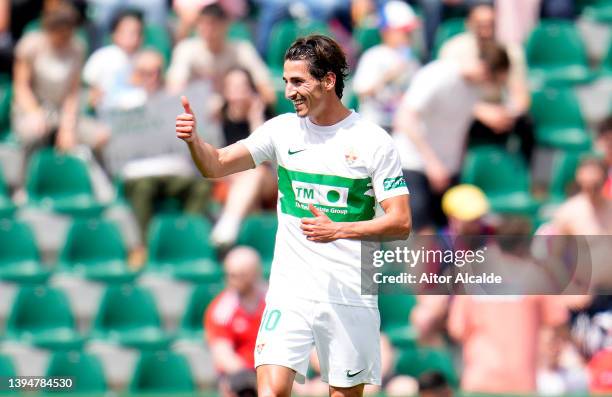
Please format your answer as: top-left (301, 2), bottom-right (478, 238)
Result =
top-left (0, 0), bottom-right (611, 395)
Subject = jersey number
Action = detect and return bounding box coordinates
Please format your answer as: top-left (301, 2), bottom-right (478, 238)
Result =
top-left (260, 309), bottom-right (281, 331)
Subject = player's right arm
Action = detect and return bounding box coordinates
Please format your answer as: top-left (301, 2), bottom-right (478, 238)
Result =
top-left (176, 96), bottom-right (255, 178)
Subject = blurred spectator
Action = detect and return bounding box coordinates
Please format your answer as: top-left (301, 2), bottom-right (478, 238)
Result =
top-left (448, 293), bottom-right (568, 394)
top-left (352, 1), bottom-right (420, 131)
top-left (204, 247), bottom-right (266, 375)
top-left (540, 0), bottom-right (575, 19)
top-left (12, 3), bottom-right (109, 157)
top-left (495, 0), bottom-right (540, 47)
top-left (83, 8), bottom-right (144, 113)
top-left (439, 3), bottom-right (533, 164)
top-left (552, 156), bottom-right (612, 235)
top-left (219, 369), bottom-right (258, 397)
top-left (597, 116), bottom-right (612, 199)
top-left (441, 184), bottom-right (494, 236)
top-left (0, 0), bottom-right (12, 75)
top-left (393, 43), bottom-right (510, 233)
top-left (293, 334), bottom-right (418, 397)
top-left (87, 0), bottom-right (167, 50)
top-left (210, 67), bottom-right (276, 247)
top-left (120, 50), bottom-right (210, 249)
top-left (172, 0), bottom-right (248, 42)
top-left (167, 3), bottom-right (275, 105)
top-left (9, 0), bottom-right (87, 43)
top-left (253, 0), bottom-right (350, 57)
top-left (418, 371), bottom-right (453, 397)
top-left (417, 0), bottom-right (493, 59)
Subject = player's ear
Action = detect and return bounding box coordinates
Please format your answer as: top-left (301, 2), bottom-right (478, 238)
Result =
top-left (323, 72), bottom-right (336, 92)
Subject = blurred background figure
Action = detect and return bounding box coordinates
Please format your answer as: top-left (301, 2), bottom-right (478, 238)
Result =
top-left (167, 3), bottom-right (274, 105)
top-left (83, 8), bottom-right (144, 113)
top-left (597, 116), bottom-right (612, 199)
top-left (219, 369), bottom-right (258, 397)
top-left (418, 371), bottom-right (453, 397)
top-left (0, 0), bottom-right (12, 76)
top-left (204, 247), bottom-right (266, 377)
top-left (393, 42), bottom-right (509, 233)
top-left (353, 1), bottom-right (420, 132)
top-left (172, 0), bottom-right (248, 42)
top-left (12, 2), bottom-right (108, 158)
top-left (439, 3), bottom-right (533, 164)
top-left (210, 67), bottom-right (276, 247)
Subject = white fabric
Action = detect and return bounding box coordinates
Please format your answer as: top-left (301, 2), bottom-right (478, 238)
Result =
top-left (241, 112), bottom-right (408, 308)
top-left (83, 45), bottom-right (132, 92)
top-left (393, 60), bottom-right (480, 174)
top-left (254, 297), bottom-right (381, 386)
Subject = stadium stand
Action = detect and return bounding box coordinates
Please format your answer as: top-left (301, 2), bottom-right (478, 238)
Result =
top-left (45, 351), bottom-right (108, 393)
top-left (0, 220), bottom-right (49, 284)
top-left (130, 351), bottom-right (195, 393)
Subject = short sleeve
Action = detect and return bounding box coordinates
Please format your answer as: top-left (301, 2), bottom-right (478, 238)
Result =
top-left (204, 299), bottom-right (233, 344)
top-left (370, 140), bottom-right (409, 202)
top-left (82, 49), bottom-right (103, 86)
top-left (15, 32), bottom-right (39, 63)
top-left (239, 120), bottom-right (276, 165)
top-left (352, 49), bottom-right (380, 94)
top-left (401, 64), bottom-right (440, 113)
top-left (167, 39), bottom-right (195, 86)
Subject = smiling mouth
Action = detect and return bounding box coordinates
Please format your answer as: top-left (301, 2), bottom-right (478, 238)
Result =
top-left (293, 100), bottom-right (305, 107)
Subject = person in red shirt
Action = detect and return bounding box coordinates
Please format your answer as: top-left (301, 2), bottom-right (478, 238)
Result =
top-left (205, 246), bottom-right (267, 373)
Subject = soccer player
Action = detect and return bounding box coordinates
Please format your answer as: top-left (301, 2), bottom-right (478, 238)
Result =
top-left (176, 35), bottom-right (411, 397)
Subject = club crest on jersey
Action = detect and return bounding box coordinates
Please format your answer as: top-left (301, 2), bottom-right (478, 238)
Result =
top-left (344, 147), bottom-right (358, 165)
top-left (256, 343), bottom-right (265, 354)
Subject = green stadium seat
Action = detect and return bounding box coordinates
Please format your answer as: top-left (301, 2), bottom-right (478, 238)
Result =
top-left (58, 219), bottom-right (138, 283)
top-left (461, 147), bottom-right (540, 215)
top-left (25, 149), bottom-right (105, 217)
top-left (395, 346), bottom-right (458, 387)
top-left (433, 18), bottom-right (466, 58)
top-left (0, 354), bottom-right (17, 394)
top-left (46, 351), bottom-right (107, 393)
top-left (143, 24), bottom-right (172, 66)
top-left (0, 220), bottom-right (50, 284)
top-left (266, 19), bottom-right (332, 74)
top-left (530, 88), bottom-right (592, 150)
top-left (0, 165), bottom-right (15, 218)
top-left (228, 20), bottom-right (253, 43)
top-left (147, 214), bottom-right (222, 283)
top-left (6, 286), bottom-right (83, 350)
top-left (548, 150), bottom-right (586, 203)
top-left (600, 38), bottom-right (612, 76)
top-left (92, 285), bottom-right (170, 350)
top-left (130, 351), bottom-right (195, 393)
top-left (379, 293), bottom-right (417, 348)
top-left (354, 25), bottom-right (382, 55)
top-left (236, 212), bottom-right (278, 276)
top-left (582, 0), bottom-right (612, 23)
top-left (525, 20), bottom-right (592, 86)
top-left (179, 281), bottom-right (225, 339)
top-left (0, 76), bottom-right (12, 142)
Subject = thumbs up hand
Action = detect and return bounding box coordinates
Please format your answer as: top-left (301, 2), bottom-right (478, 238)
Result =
top-left (300, 204), bottom-right (341, 243)
top-left (176, 96), bottom-right (198, 143)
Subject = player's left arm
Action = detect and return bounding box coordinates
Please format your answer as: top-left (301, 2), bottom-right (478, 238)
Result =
top-left (300, 194), bottom-right (411, 242)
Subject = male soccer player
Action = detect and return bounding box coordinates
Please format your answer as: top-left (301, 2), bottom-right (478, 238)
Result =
top-left (176, 35), bottom-right (411, 397)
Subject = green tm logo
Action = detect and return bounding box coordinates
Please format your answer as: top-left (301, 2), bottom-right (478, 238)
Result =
top-left (383, 176), bottom-right (406, 191)
top-left (296, 187), bottom-right (314, 200)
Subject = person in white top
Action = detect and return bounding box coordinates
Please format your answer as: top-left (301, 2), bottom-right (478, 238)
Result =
top-left (393, 42), bottom-right (510, 233)
top-left (176, 34), bottom-right (411, 397)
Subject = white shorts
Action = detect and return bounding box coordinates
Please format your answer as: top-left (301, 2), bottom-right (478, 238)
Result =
top-left (254, 297), bottom-right (381, 387)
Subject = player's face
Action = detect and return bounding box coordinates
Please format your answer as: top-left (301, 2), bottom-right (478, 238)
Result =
top-left (283, 60), bottom-right (326, 118)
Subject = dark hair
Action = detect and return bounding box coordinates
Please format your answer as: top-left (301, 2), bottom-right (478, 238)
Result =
top-left (495, 216), bottom-right (533, 254)
top-left (599, 115), bottom-right (612, 136)
top-left (225, 67), bottom-right (258, 94)
top-left (480, 42), bottom-right (510, 75)
top-left (42, 3), bottom-right (79, 32)
top-left (418, 371), bottom-right (449, 393)
top-left (110, 8), bottom-right (144, 34)
top-left (200, 3), bottom-right (228, 20)
top-left (284, 34), bottom-right (348, 99)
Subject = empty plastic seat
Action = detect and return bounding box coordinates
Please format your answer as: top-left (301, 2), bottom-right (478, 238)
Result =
top-left (379, 293), bottom-right (417, 348)
top-left (46, 351), bottom-right (107, 393)
top-left (0, 165), bottom-right (15, 218)
top-left (461, 147), bottom-right (540, 215)
top-left (147, 214), bottom-right (222, 282)
top-left (58, 219), bottom-right (137, 283)
top-left (266, 19), bottom-right (332, 73)
top-left (433, 18), bottom-right (466, 58)
top-left (0, 220), bottom-right (49, 284)
top-left (0, 354), bottom-right (16, 394)
top-left (0, 76), bottom-right (12, 142)
top-left (395, 347), bottom-right (458, 386)
top-left (91, 285), bottom-right (170, 350)
top-left (25, 149), bottom-right (104, 217)
top-left (236, 212), bottom-right (277, 275)
top-left (6, 286), bottom-right (83, 350)
top-left (228, 20), bottom-right (252, 43)
top-left (525, 20), bottom-right (592, 86)
top-left (601, 38), bottom-right (612, 76)
top-left (179, 282), bottom-right (225, 339)
top-left (354, 25), bottom-right (382, 54)
top-left (548, 150), bottom-right (586, 203)
top-left (143, 24), bottom-right (172, 66)
top-left (130, 351), bottom-right (195, 393)
top-left (531, 88), bottom-right (592, 150)
top-left (582, 0), bottom-right (612, 23)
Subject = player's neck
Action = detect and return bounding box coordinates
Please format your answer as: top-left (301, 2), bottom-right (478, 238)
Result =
top-left (308, 98), bottom-right (351, 127)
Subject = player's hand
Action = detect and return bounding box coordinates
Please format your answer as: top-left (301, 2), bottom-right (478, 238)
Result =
top-left (300, 204), bottom-right (341, 243)
top-left (425, 160), bottom-right (451, 194)
top-left (176, 96), bottom-right (198, 143)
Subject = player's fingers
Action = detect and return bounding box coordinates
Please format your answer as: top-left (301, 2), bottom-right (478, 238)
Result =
top-left (181, 96), bottom-right (193, 114)
top-left (301, 218), bottom-right (316, 225)
top-left (176, 120), bottom-right (195, 127)
top-left (308, 203), bottom-right (324, 217)
top-left (176, 114), bottom-right (194, 121)
top-left (177, 133), bottom-right (192, 139)
top-left (176, 126), bottom-right (193, 132)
